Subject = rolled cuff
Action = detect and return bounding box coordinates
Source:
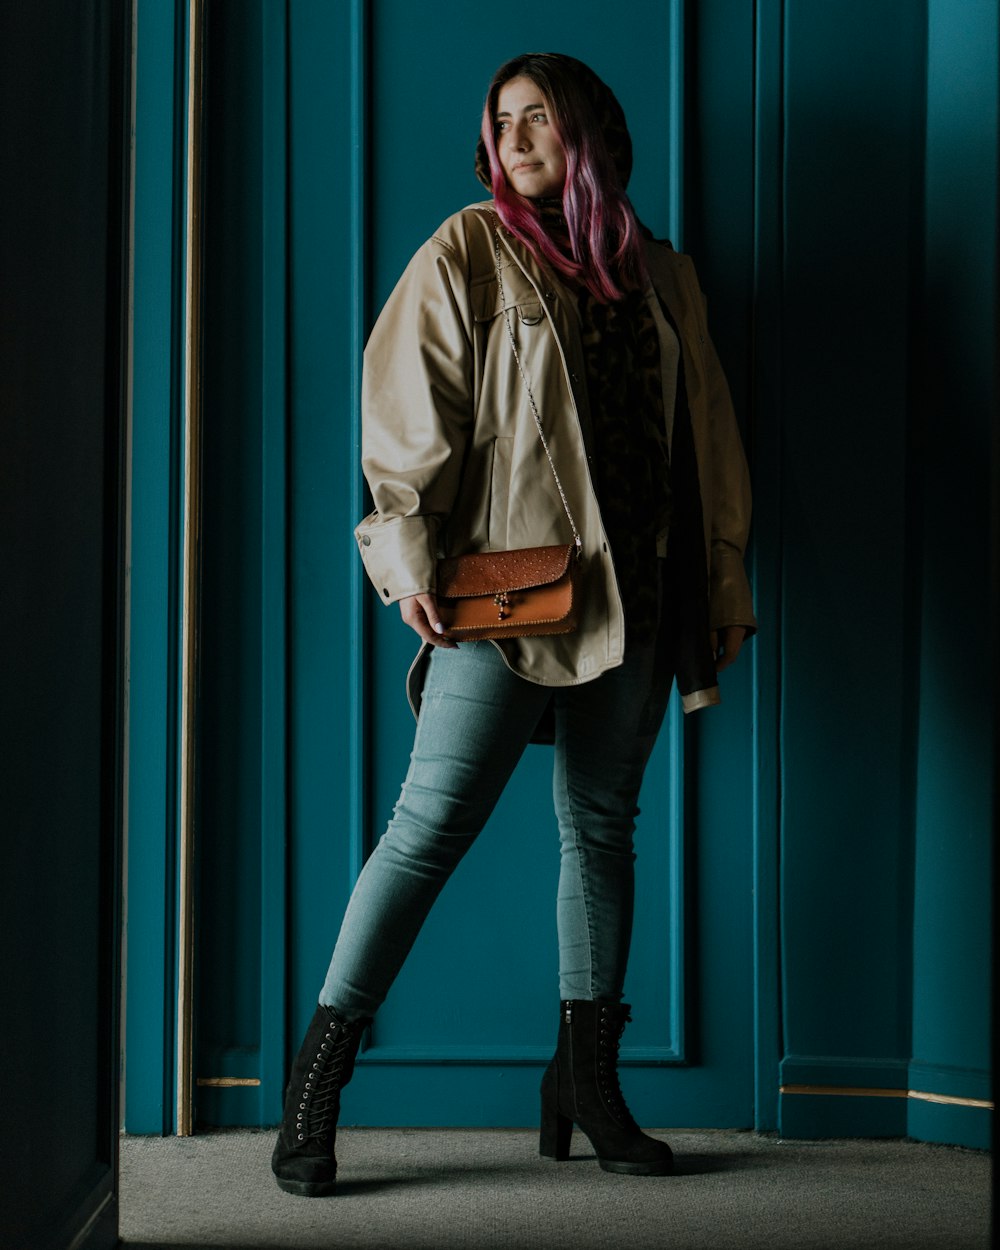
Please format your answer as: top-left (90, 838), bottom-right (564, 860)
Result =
top-left (681, 685), bottom-right (722, 714)
top-left (355, 511), bottom-right (438, 605)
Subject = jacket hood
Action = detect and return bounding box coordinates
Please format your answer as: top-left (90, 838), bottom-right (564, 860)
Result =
top-left (474, 54), bottom-right (633, 192)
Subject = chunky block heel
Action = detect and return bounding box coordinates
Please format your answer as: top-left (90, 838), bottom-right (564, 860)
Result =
top-left (539, 1098), bottom-right (573, 1160)
top-left (539, 1000), bottom-right (674, 1176)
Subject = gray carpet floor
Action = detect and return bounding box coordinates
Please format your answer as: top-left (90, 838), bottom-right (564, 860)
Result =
top-left (120, 1128), bottom-right (991, 1250)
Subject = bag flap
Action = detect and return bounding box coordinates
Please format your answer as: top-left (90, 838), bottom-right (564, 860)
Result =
top-left (437, 544), bottom-right (575, 599)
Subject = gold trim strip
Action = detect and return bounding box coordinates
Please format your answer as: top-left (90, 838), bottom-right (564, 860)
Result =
top-left (907, 1090), bottom-right (993, 1110)
top-left (780, 1084), bottom-right (993, 1110)
top-left (781, 1084), bottom-right (906, 1099)
top-left (196, 1078), bottom-right (262, 1088)
top-left (177, 0), bottom-right (205, 1139)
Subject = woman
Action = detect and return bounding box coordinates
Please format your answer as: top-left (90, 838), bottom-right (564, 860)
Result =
top-left (272, 52), bottom-right (755, 1197)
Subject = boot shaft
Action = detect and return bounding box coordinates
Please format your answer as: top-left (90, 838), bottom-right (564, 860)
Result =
top-left (557, 999), bottom-right (633, 1124)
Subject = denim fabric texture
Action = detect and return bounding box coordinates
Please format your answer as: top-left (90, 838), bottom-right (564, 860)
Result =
top-left (320, 632), bottom-right (673, 1020)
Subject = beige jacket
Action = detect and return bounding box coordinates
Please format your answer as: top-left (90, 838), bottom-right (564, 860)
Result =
top-left (355, 202), bottom-right (756, 711)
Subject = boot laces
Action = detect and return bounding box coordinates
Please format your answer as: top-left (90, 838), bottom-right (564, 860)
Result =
top-left (597, 1007), bottom-right (639, 1129)
top-left (295, 1027), bottom-right (355, 1144)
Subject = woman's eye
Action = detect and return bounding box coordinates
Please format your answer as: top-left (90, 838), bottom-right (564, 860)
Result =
top-left (530, 113), bottom-right (547, 123)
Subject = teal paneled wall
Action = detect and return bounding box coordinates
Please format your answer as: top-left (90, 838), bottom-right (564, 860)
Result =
top-left (773, 0), bottom-right (996, 1146)
top-left (125, 0), bottom-right (185, 1134)
top-left (777, 0), bottom-right (924, 1072)
top-left (194, 0), bottom-right (289, 1126)
top-left (285, 0), bottom-right (362, 1108)
top-left (196, 0), bottom-right (267, 1122)
top-left (123, 0), bottom-right (995, 1144)
top-left (908, 0), bottom-right (996, 1149)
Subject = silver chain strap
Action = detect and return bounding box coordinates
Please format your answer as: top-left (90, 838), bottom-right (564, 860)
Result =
top-left (490, 218), bottom-right (582, 551)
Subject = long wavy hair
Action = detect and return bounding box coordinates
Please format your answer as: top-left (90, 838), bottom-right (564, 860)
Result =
top-left (477, 54), bottom-right (648, 303)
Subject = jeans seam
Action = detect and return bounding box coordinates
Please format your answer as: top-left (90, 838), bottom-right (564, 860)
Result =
top-left (557, 749), bottom-right (596, 1000)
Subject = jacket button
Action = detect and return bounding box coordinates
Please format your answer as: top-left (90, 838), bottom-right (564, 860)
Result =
top-left (383, 588), bottom-right (390, 597)
top-left (362, 536), bottom-right (371, 547)
top-left (544, 290), bottom-right (555, 300)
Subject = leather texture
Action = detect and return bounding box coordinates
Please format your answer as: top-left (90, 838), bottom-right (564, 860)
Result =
top-left (436, 543), bottom-right (578, 639)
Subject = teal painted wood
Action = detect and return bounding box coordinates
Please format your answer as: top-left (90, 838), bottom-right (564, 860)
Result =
top-left (686, 0), bottom-right (774, 1130)
top-left (908, 1061), bottom-right (992, 1104)
top-left (349, 0), bottom-right (371, 890)
top-left (776, 0), bottom-right (925, 1084)
top-left (767, 0), bottom-right (995, 1148)
top-left (257, 0), bottom-right (289, 1130)
top-left (125, 0), bottom-right (186, 1135)
top-left (907, 1101), bottom-right (992, 1152)
top-left (777, 1055), bottom-right (993, 1146)
top-left (910, 0), bottom-right (996, 1138)
top-left (781, 1054), bottom-right (909, 1089)
top-left (749, 0), bottom-right (786, 1138)
top-left (190, 0), bottom-right (293, 1129)
top-left (666, 0), bottom-right (685, 246)
top-left (779, 1093), bottom-right (908, 1139)
top-left (195, 0), bottom-right (267, 1127)
top-left (285, 0), bottom-right (364, 1061)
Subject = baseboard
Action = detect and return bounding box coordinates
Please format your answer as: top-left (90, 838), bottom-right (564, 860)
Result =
top-left (906, 1061), bottom-right (992, 1149)
top-left (777, 1055), bottom-right (992, 1148)
top-left (194, 1045), bottom-right (267, 1127)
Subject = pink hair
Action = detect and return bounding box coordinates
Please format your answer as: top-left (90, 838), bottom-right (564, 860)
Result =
top-left (479, 55), bottom-right (648, 303)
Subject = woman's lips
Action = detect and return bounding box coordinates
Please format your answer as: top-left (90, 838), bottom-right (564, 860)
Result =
top-left (513, 163), bottom-right (543, 173)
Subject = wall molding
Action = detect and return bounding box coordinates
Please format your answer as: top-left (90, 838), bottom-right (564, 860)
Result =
top-left (778, 1054), bottom-right (993, 1142)
top-left (781, 1085), bottom-right (992, 1111)
top-left (359, 1043), bottom-right (687, 1067)
top-left (780, 1054), bottom-right (992, 1105)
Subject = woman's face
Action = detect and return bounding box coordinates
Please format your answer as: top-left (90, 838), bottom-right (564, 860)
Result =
top-left (495, 75), bottom-right (567, 199)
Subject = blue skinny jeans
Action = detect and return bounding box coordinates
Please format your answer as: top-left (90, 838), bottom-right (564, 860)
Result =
top-left (320, 633), bottom-right (673, 1021)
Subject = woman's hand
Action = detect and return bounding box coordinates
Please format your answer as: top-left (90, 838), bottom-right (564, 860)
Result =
top-left (399, 593), bottom-right (458, 648)
top-left (710, 625), bottom-right (746, 673)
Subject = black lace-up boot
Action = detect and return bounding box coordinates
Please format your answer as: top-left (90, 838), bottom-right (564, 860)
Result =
top-left (540, 999), bottom-right (674, 1175)
top-left (271, 1004), bottom-right (370, 1196)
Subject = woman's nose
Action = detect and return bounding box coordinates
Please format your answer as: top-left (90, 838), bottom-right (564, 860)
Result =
top-left (508, 123), bottom-right (530, 150)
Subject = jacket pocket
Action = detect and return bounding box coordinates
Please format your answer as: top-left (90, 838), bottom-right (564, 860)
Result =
top-left (488, 436), bottom-right (514, 549)
top-left (471, 264), bottom-right (544, 325)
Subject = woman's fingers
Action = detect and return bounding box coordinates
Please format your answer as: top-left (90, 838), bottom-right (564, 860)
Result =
top-left (713, 625), bottom-right (746, 672)
top-left (399, 592), bottom-right (457, 648)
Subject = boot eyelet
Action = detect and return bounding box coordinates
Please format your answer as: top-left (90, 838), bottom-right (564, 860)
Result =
top-left (297, 1133), bottom-right (305, 1142)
